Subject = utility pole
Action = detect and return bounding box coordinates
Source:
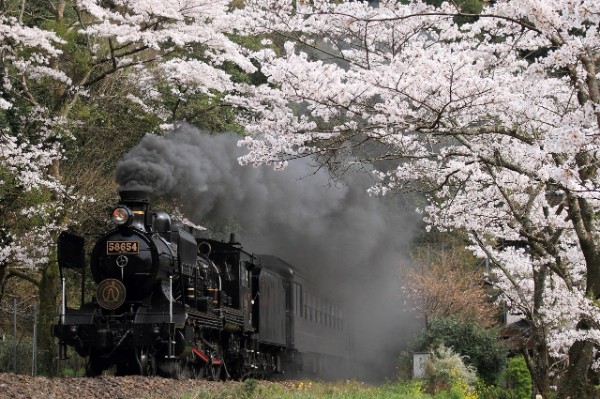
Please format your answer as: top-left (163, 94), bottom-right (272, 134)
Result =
top-left (32, 303), bottom-right (38, 376)
top-left (13, 297), bottom-right (17, 373)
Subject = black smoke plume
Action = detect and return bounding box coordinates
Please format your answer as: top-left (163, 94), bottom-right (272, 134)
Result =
top-left (116, 123), bottom-right (422, 379)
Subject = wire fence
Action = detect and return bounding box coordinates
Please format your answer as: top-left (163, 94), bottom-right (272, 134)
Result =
top-left (0, 297), bottom-right (40, 375)
top-left (0, 297), bottom-right (86, 377)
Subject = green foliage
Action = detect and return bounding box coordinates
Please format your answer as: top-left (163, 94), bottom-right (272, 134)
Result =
top-left (399, 0), bottom-right (484, 24)
top-left (410, 230), bottom-right (480, 271)
top-left (475, 380), bottom-right (504, 399)
top-left (459, 0), bottom-right (484, 14)
top-left (60, 367), bottom-right (86, 377)
top-left (183, 380), bottom-right (435, 399)
top-left (414, 0), bottom-right (484, 12)
top-left (49, 23), bottom-right (94, 87)
top-left (415, 317), bottom-right (508, 384)
top-left (452, 0), bottom-right (484, 24)
top-left (472, 356), bottom-right (533, 399)
top-left (433, 380), bottom-right (478, 399)
top-left (501, 356), bottom-right (532, 399)
top-left (396, 350), bottom-right (415, 381)
top-left (157, 89), bottom-right (245, 133)
top-left (182, 379), bottom-right (513, 399)
top-left (0, 336), bottom-right (30, 374)
top-left (474, 356), bottom-right (532, 399)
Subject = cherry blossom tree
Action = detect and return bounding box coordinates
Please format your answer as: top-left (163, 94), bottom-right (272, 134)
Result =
top-left (227, 0), bottom-right (600, 396)
top-left (73, 0), bottom-right (258, 127)
top-left (0, 15), bottom-right (67, 293)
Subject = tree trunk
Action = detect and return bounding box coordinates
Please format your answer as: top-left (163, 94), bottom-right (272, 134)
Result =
top-left (0, 262), bottom-right (7, 305)
top-left (523, 328), bottom-right (552, 398)
top-left (526, 266), bottom-right (553, 397)
top-left (37, 257), bottom-right (59, 375)
top-left (35, 1), bottom-right (67, 376)
top-left (556, 340), bottom-right (596, 399)
top-left (563, 196), bottom-right (600, 396)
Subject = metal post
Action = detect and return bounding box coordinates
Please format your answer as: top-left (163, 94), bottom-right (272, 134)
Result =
top-left (61, 277), bottom-right (66, 324)
top-left (81, 265), bottom-right (86, 306)
top-left (169, 275), bottom-right (173, 359)
top-left (13, 297), bottom-right (17, 373)
top-left (169, 275), bottom-right (173, 324)
top-left (32, 303), bottom-right (37, 376)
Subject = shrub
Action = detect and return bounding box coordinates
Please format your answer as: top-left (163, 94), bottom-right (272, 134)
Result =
top-left (501, 356), bottom-right (532, 399)
top-left (415, 317), bottom-right (508, 383)
top-left (425, 344), bottom-right (477, 395)
top-left (475, 355), bottom-right (532, 399)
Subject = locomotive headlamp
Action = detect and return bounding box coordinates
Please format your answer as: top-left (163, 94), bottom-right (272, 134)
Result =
top-left (111, 206), bottom-right (132, 225)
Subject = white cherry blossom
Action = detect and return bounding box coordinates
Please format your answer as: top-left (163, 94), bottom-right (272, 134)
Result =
top-left (230, 0), bottom-right (600, 395)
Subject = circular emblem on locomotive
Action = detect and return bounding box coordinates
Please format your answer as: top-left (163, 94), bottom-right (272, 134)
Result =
top-left (116, 255), bottom-right (128, 268)
top-left (96, 278), bottom-right (126, 310)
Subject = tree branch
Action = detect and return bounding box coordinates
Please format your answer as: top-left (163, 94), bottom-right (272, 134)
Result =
top-left (6, 268), bottom-right (40, 287)
top-left (317, 10), bottom-right (542, 35)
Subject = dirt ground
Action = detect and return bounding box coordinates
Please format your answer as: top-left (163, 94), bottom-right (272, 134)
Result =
top-left (0, 373), bottom-right (238, 399)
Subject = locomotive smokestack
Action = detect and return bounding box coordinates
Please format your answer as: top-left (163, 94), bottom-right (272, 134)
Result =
top-left (117, 189), bottom-right (151, 229)
top-left (118, 189), bottom-right (150, 204)
top-left (229, 233), bottom-right (240, 245)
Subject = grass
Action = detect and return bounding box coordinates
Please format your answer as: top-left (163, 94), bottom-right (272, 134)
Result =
top-left (180, 379), bottom-right (442, 399)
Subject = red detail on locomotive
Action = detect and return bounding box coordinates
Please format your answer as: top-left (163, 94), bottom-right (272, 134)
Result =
top-left (192, 348), bottom-right (209, 362)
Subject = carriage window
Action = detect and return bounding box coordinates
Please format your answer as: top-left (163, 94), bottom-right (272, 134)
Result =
top-left (329, 305), bottom-right (333, 328)
top-left (317, 297), bottom-right (321, 324)
top-left (318, 300), bottom-right (325, 326)
top-left (294, 283), bottom-right (303, 317)
top-left (315, 298), bottom-right (321, 324)
top-left (294, 285), bottom-right (298, 316)
top-left (240, 263), bottom-right (249, 287)
top-left (318, 300), bottom-right (323, 325)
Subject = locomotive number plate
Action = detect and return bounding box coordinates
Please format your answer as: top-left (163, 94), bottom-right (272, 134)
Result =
top-left (107, 241), bottom-right (139, 254)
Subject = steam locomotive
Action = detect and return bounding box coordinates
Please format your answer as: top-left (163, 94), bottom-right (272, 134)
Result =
top-left (52, 190), bottom-right (351, 379)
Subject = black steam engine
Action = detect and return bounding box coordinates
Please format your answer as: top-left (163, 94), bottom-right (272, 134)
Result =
top-left (52, 190), bottom-right (351, 379)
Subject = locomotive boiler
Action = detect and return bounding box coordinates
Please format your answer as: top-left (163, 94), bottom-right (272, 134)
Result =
top-left (52, 189), bottom-right (351, 379)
